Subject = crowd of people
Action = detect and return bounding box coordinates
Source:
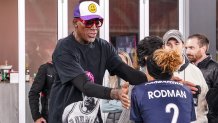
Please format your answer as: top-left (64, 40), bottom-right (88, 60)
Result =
top-left (28, 1), bottom-right (218, 123)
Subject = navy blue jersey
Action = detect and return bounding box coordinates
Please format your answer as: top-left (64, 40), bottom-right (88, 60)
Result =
top-left (130, 80), bottom-right (196, 123)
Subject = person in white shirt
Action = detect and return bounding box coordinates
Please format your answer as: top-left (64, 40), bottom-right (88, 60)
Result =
top-left (163, 29), bottom-right (208, 123)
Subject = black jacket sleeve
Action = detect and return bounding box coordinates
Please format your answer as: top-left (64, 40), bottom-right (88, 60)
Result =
top-left (71, 74), bottom-right (112, 99)
top-left (112, 62), bottom-right (147, 85)
top-left (70, 63), bottom-right (147, 99)
top-left (28, 64), bottom-right (47, 121)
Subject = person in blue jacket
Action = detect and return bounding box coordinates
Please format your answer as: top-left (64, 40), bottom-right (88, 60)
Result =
top-left (130, 49), bottom-right (196, 123)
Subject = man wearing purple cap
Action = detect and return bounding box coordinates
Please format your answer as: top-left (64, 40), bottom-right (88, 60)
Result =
top-left (49, 1), bottom-right (148, 123)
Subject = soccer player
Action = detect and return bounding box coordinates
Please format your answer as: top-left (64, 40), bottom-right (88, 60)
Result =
top-left (130, 49), bottom-right (196, 123)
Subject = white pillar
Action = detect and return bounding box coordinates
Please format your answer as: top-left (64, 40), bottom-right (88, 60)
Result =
top-left (99, 0), bottom-right (109, 42)
top-left (18, 0), bottom-right (26, 122)
top-left (179, 0), bottom-right (189, 39)
top-left (139, 0), bottom-right (149, 40)
top-left (58, 0), bottom-right (68, 40)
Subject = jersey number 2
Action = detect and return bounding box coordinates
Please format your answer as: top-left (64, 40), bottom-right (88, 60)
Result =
top-left (165, 103), bottom-right (179, 123)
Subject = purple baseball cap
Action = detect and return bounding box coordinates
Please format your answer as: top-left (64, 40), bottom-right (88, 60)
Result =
top-left (73, 1), bottom-right (103, 20)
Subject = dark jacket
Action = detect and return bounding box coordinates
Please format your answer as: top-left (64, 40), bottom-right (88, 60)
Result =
top-left (28, 62), bottom-right (55, 121)
top-left (197, 55), bottom-right (218, 123)
top-left (197, 56), bottom-right (218, 88)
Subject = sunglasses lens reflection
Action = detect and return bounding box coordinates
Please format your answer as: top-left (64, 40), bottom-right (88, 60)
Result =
top-left (76, 18), bottom-right (103, 28)
top-left (86, 19), bottom-right (103, 28)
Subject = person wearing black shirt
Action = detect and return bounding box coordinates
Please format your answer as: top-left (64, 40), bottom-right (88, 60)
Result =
top-left (29, 62), bottom-right (55, 123)
top-left (49, 1), bottom-right (147, 123)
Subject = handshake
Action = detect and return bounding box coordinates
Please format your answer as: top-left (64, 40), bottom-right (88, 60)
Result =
top-left (110, 82), bottom-right (130, 109)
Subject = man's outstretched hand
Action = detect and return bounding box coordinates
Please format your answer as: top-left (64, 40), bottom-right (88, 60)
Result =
top-left (110, 82), bottom-right (130, 109)
top-left (120, 82), bottom-right (130, 109)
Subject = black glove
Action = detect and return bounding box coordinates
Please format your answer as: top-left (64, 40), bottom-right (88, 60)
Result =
top-left (193, 85), bottom-right (201, 106)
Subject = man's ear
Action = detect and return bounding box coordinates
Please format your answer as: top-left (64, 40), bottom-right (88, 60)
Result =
top-left (73, 19), bottom-right (78, 28)
top-left (201, 45), bottom-right (207, 53)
